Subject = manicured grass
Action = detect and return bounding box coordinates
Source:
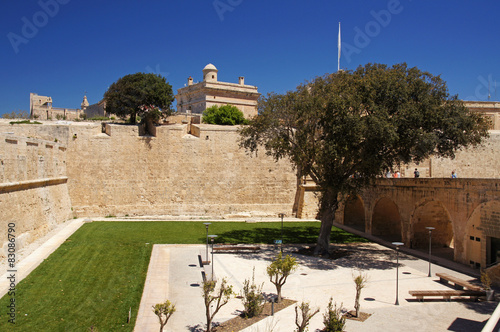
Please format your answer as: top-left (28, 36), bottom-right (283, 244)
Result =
top-left (0, 221), bottom-right (368, 331)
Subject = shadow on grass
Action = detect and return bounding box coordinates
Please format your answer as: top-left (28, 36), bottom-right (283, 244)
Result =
top-left (211, 226), bottom-right (369, 245)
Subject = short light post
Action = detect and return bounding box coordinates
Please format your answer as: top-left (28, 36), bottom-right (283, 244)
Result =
top-left (392, 242), bottom-right (404, 305)
top-left (203, 223), bottom-right (211, 264)
top-left (278, 213), bottom-right (285, 253)
top-left (208, 235), bottom-right (218, 281)
top-left (426, 227), bottom-right (435, 277)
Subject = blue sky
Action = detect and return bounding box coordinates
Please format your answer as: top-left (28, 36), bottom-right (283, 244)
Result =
top-left (1, 0), bottom-right (499, 116)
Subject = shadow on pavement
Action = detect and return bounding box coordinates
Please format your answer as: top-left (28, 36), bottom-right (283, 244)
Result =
top-left (447, 317), bottom-right (487, 332)
top-left (217, 243), bottom-right (415, 271)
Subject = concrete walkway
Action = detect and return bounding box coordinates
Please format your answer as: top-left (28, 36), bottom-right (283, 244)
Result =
top-left (135, 243), bottom-right (497, 332)
top-left (2, 217), bottom-right (497, 331)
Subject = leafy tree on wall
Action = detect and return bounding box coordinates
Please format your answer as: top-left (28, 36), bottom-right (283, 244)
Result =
top-left (240, 63), bottom-right (490, 255)
top-left (103, 73), bottom-right (174, 124)
top-left (203, 104), bottom-right (248, 125)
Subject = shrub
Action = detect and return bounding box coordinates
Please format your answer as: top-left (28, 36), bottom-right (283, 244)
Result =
top-left (322, 298), bottom-right (345, 332)
top-left (241, 268), bottom-right (264, 318)
top-left (202, 105), bottom-right (248, 125)
top-left (2, 110), bottom-right (29, 119)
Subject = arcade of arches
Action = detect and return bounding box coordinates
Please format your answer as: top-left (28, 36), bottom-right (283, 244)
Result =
top-left (338, 179), bottom-right (500, 275)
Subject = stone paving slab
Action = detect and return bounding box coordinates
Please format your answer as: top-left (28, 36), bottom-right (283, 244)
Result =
top-left (135, 243), bottom-right (497, 332)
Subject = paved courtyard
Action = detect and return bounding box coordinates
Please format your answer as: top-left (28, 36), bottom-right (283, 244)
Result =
top-left (135, 243), bottom-right (497, 332)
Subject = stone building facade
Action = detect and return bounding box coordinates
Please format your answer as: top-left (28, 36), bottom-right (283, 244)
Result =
top-left (175, 64), bottom-right (260, 119)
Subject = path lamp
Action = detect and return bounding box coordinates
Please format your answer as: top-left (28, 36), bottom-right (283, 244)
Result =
top-left (203, 223), bottom-right (211, 264)
top-left (392, 242), bottom-right (404, 305)
top-left (278, 213), bottom-right (285, 253)
top-left (208, 235), bottom-right (218, 281)
top-left (425, 227), bottom-right (435, 277)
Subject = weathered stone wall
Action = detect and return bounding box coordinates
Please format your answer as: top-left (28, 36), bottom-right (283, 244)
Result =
top-left (65, 123), bottom-right (297, 217)
top-left (0, 130), bottom-right (72, 253)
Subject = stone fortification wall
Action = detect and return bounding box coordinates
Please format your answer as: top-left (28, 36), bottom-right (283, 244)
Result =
top-left (0, 129), bottom-right (72, 253)
top-left (65, 123), bottom-right (297, 217)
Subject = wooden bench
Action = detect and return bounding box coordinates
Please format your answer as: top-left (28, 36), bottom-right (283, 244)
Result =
top-left (409, 290), bottom-right (485, 302)
top-left (435, 272), bottom-right (482, 291)
top-left (213, 246), bottom-right (261, 253)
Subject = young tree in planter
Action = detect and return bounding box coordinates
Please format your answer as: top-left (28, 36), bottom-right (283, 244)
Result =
top-left (295, 301), bottom-right (319, 332)
top-left (266, 252), bottom-right (298, 303)
top-left (152, 300), bottom-right (176, 332)
top-left (202, 278), bottom-right (233, 332)
top-left (241, 268), bottom-right (265, 318)
top-left (352, 271), bottom-right (368, 318)
top-left (203, 104), bottom-right (248, 125)
top-left (322, 298), bottom-right (346, 332)
top-left (104, 72), bottom-right (174, 124)
top-left (240, 63), bottom-right (490, 256)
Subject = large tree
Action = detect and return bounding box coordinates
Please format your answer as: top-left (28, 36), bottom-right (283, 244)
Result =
top-left (239, 63), bottom-right (489, 255)
top-left (104, 73), bottom-right (174, 124)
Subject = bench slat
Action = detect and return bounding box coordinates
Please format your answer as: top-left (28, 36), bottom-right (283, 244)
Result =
top-left (435, 273), bottom-right (481, 291)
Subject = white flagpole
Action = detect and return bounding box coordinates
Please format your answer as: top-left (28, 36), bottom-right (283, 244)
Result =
top-left (338, 22), bottom-right (341, 72)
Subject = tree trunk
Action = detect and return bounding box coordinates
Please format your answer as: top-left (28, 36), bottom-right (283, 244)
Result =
top-left (355, 290), bottom-right (361, 317)
top-left (276, 285), bottom-right (282, 303)
top-left (314, 188), bottom-right (339, 256)
top-left (206, 304), bottom-right (212, 332)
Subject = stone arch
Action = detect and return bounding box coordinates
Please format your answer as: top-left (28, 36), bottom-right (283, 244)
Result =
top-left (343, 195), bottom-right (365, 232)
top-left (371, 197), bottom-right (402, 242)
top-left (465, 200), bottom-right (500, 269)
top-left (411, 199), bottom-right (453, 251)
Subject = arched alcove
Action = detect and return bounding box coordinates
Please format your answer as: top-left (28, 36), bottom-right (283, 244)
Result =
top-left (411, 200), bottom-right (453, 255)
top-left (343, 195), bottom-right (365, 232)
top-left (371, 197), bottom-right (402, 242)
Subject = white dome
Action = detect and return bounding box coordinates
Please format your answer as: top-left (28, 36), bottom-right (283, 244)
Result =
top-left (203, 63), bottom-right (218, 72)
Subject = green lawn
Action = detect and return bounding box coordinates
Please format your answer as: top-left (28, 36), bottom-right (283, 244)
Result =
top-left (0, 221), bottom-right (368, 331)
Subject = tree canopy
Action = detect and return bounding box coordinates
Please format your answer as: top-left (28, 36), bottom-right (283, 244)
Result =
top-left (203, 104), bottom-right (248, 125)
top-left (240, 63), bottom-right (490, 254)
top-left (104, 73), bottom-right (174, 124)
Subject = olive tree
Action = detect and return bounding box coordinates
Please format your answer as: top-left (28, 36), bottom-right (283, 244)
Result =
top-left (267, 252), bottom-right (298, 302)
top-left (240, 63), bottom-right (489, 255)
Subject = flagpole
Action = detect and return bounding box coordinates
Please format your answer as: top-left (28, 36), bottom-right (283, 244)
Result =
top-left (338, 22), bottom-right (341, 72)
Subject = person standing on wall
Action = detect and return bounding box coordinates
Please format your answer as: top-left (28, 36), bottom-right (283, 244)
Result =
top-left (414, 168), bottom-right (420, 178)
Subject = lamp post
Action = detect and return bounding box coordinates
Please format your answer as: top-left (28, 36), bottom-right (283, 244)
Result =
top-left (208, 235), bottom-right (218, 281)
top-left (203, 223), bottom-right (211, 264)
top-left (278, 213), bottom-right (285, 253)
top-left (425, 227), bottom-right (435, 277)
top-left (392, 242), bottom-right (404, 305)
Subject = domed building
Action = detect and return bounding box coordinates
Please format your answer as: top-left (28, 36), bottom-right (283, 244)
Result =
top-left (175, 63), bottom-right (260, 119)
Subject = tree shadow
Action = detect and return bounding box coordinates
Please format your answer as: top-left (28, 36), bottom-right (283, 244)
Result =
top-left (209, 226), bottom-right (369, 245)
top-left (186, 323), bottom-right (205, 332)
top-left (460, 299), bottom-right (497, 315)
top-left (219, 244), bottom-right (410, 271)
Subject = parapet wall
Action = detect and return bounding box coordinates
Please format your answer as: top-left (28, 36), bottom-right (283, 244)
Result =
top-left (65, 123), bottom-right (297, 217)
top-left (0, 130), bottom-right (72, 252)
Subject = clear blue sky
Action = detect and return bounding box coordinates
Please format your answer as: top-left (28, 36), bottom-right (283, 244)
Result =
top-left (1, 0), bottom-right (499, 116)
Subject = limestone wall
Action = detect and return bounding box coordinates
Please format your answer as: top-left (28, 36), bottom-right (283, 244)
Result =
top-left (0, 131), bottom-right (72, 253)
top-left (65, 123), bottom-right (297, 217)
